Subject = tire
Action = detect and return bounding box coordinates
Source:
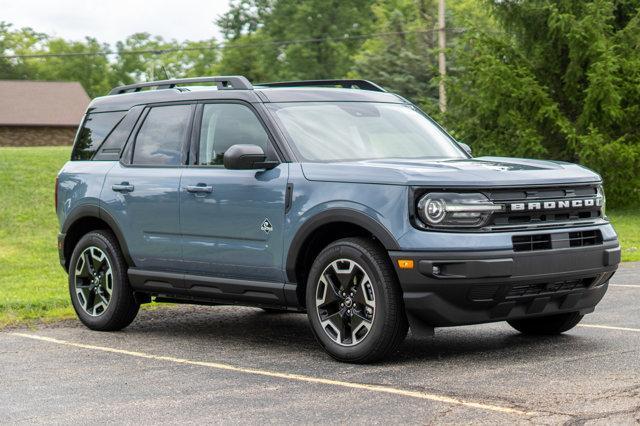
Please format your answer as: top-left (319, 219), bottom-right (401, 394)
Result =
top-left (507, 312), bottom-right (584, 335)
top-left (306, 237), bottom-right (408, 363)
top-left (68, 230), bottom-right (139, 331)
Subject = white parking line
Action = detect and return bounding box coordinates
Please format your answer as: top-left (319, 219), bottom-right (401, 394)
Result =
top-left (609, 284), bottom-right (640, 288)
top-left (578, 324), bottom-right (640, 333)
top-left (10, 332), bottom-right (535, 417)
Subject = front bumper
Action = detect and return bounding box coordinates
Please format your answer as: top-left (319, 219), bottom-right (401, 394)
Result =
top-left (389, 240), bottom-right (620, 327)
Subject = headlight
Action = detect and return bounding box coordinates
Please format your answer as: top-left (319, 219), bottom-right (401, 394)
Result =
top-left (416, 192), bottom-right (503, 228)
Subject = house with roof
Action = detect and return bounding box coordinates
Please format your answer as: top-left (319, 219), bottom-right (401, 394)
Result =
top-left (0, 80), bottom-right (90, 146)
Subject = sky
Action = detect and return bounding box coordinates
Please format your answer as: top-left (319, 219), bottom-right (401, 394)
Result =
top-left (1, 0), bottom-right (231, 46)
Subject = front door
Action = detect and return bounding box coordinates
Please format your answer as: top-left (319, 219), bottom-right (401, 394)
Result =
top-left (180, 102), bottom-right (288, 283)
top-left (102, 104), bottom-right (193, 272)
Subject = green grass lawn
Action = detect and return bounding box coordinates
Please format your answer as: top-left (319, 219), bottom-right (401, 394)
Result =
top-left (0, 146), bottom-right (73, 327)
top-left (0, 146), bottom-right (639, 327)
top-left (609, 210), bottom-right (640, 262)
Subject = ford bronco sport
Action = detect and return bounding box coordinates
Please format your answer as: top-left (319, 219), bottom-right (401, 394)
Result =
top-left (56, 76), bottom-right (620, 363)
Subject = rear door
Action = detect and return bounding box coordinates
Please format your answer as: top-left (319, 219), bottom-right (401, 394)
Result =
top-left (180, 102), bottom-right (288, 284)
top-left (102, 103), bottom-right (194, 272)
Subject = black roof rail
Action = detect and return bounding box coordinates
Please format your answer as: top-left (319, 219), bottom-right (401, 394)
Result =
top-left (257, 79), bottom-right (386, 92)
top-left (108, 76), bottom-right (253, 95)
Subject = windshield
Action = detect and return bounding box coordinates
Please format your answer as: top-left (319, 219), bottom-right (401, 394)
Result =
top-left (266, 102), bottom-right (466, 162)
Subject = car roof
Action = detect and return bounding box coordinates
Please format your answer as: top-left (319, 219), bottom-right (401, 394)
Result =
top-left (87, 78), bottom-right (408, 113)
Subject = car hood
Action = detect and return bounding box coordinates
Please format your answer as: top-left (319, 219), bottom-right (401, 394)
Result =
top-left (300, 157), bottom-right (601, 187)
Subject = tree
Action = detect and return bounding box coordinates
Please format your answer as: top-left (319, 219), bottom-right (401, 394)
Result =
top-left (216, 0), bottom-right (377, 80)
top-left (0, 24), bottom-right (112, 97)
top-left (0, 25), bottom-right (219, 98)
top-left (33, 37), bottom-right (113, 97)
top-left (350, 0), bottom-right (499, 116)
top-left (351, 0), bottom-right (441, 114)
top-left (217, 0), bottom-right (274, 40)
top-left (214, 31), bottom-right (281, 82)
top-left (445, 0), bottom-right (640, 206)
top-left (0, 23), bottom-right (48, 80)
top-left (112, 33), bottom-right (219, 88)
top-left (0, 22), bottom-right (21, 78)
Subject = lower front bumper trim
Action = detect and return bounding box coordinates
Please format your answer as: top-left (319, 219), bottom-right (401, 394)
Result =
top-left (390, 242), bottom-right (619, 327)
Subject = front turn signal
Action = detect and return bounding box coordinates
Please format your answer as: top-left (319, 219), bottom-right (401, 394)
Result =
top-left (397, 259), bottom-right (414, 269)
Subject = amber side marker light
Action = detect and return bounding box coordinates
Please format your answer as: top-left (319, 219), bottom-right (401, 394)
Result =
top-left (397, 259), bottom-right (414, 269)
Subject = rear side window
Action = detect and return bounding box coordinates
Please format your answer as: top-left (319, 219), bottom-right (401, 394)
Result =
top-left (132, 105), bottom-right (191, 166)
top-left (71, 111), bottom-right (126, 160)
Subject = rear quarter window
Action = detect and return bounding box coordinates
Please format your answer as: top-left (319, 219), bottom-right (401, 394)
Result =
top-left (71, 111), bottom-right (126, 161)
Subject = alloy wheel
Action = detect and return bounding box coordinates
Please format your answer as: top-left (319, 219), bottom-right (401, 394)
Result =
top-left (73, 246), bottom-right (113, 316)
top-left (315, 259), bottom-right (376, 346)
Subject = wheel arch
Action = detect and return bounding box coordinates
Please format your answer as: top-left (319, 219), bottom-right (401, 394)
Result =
top-left (61, 205), bottom-right (133, 271)
top-left (285, 209), bottom-right (400, 307)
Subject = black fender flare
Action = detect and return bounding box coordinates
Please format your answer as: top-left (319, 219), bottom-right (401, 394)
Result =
top-left (61, 204), bottom-right (100, 234)
top-left (285, 208), bottom-right (400, 282)
top-left (61, 204), bottom-right (134, 268)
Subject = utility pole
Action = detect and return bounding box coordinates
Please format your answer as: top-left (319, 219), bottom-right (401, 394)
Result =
top-left (438, 0), bottom-right (447, 113)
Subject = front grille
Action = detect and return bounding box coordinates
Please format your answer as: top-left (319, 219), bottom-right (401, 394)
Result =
top-left (491, 210), bottom-right (600, 229)
top-left (485, 185), bottom-right (602, 230)
top-left (506, 279), bottom-right (592, 299)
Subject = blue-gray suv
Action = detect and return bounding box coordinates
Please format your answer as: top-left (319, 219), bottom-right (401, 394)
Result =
top-left (56, 76), bottom-right (620, 363)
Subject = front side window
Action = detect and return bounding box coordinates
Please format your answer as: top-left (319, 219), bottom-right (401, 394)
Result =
top-left (71, 111), bottom-right (125, 160)
top-left (266, 102), bottom-right (466, 162)
top-left (132, 105), bottom-right (191, 166)
top-left (198, 103), bottom-right (271, 166)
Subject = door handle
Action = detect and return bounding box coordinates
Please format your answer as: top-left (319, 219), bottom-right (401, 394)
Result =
top-left (112, 182), bottom-right (134, 193)
top-left (186, 184), bottom-right (213, 194)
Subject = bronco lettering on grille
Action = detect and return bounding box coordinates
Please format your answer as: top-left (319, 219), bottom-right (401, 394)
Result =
top-left (509, 198), bottom-right (601, 212)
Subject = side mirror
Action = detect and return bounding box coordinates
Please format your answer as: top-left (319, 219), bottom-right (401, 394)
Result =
top-left (223, 144), bottom-right (277, 170)
top-left (459, 142), bottom-right (472, 156)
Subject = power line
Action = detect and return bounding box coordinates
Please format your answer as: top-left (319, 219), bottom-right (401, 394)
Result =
top-left (0, 28), bottom-right (466, 60)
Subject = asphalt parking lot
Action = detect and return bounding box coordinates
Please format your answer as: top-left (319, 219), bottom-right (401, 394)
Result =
top-left (2, 263), bottom-right (639, 424)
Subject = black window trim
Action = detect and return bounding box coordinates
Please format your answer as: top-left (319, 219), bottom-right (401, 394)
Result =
top-left (71, 109), bottom-right (128, 161)
top-left (187, 99), bottom-right (284, 168)
top-left (91, 106), bottom-right (145, 161)
top-left (120, 101), bottom-right (196, 169)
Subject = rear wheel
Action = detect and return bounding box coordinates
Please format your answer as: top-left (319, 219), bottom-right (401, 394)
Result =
top-left (69, 230), bottom-right (139, 331)
top-left (306, 237), bottom-right (408, 363)
top-left (507, 312), bottom-right (584, 335)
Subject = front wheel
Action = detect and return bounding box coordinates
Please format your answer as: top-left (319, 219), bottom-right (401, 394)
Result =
top-left (507, 312), bottom-right (584, 335)
top-left (68, 230), bottom-right (139, 331)
top-left (306, 237), bottom-right (408, 363)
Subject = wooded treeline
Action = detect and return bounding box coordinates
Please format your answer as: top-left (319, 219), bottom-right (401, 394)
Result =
top-left (1, 0), bottom-right (639, 206)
